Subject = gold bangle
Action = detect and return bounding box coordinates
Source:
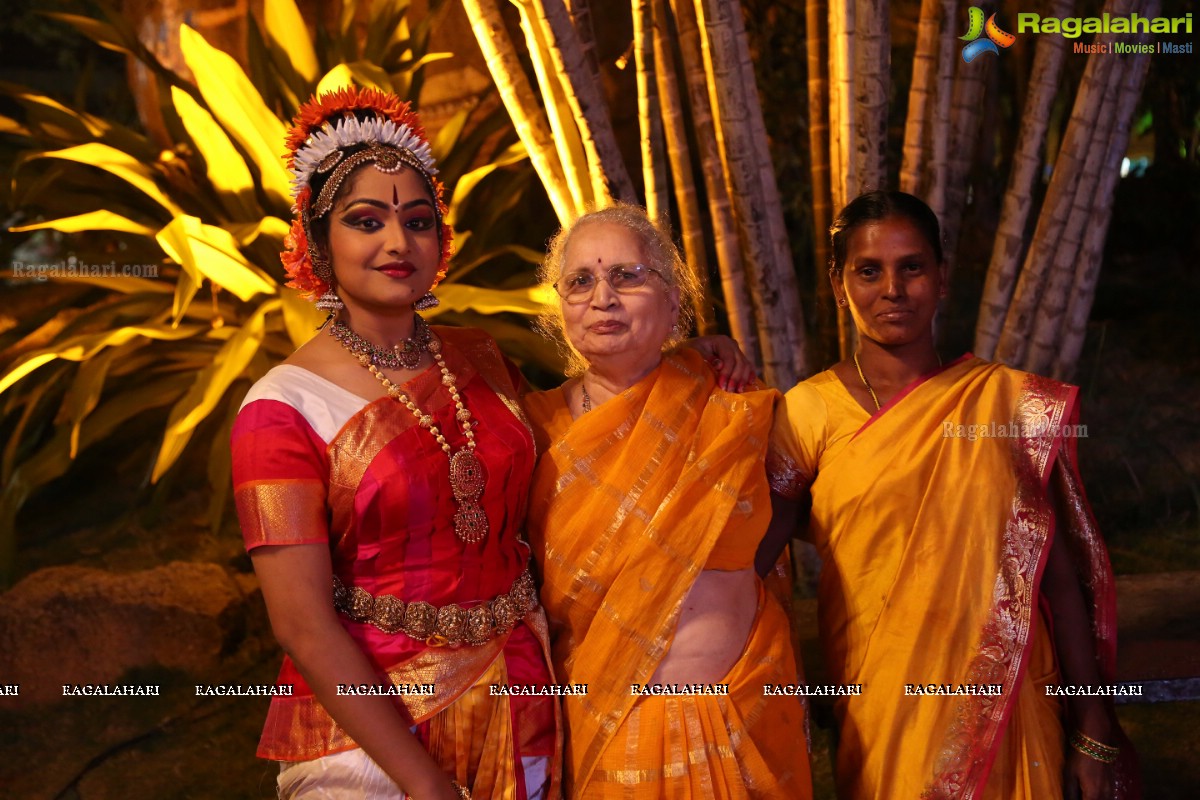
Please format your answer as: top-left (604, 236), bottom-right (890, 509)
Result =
top-left (1069, 730), bottom-right (1119, 764)
top-left (451, 780), bottom-right (472, 799)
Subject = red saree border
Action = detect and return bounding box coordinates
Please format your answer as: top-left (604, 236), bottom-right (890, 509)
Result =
top-left (852, 353), bottom-right (975, 441)
top-left (923, 371), bottom-right (1073, 799)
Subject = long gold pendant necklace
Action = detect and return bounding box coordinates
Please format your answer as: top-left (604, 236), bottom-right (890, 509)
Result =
top-left (853, 352), bottom-right (882, 412)
top-left (331, 317), bottom-right (488, 543)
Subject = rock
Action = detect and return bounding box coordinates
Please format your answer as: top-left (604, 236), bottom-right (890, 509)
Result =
top-left (0, 561), bottom-right (254, 706)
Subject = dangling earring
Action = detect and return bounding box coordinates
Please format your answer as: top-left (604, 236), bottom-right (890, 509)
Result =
top-left (413, 291), bottom-right (440, 310)
top-left (311, 249), bottom-right (333, 282)
top-left (316, 286), bottom-right (344, 312)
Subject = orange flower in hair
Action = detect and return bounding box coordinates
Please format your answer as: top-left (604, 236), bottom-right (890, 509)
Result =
top-left (280, 86), bottom-right (453, 301)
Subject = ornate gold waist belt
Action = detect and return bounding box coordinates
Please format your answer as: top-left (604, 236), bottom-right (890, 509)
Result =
top-left (332, 569), bottom-right (539, 647)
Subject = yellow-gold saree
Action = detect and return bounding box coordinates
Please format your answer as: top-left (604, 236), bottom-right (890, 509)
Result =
top-left (526, 350), bottom-right (812, 799)
top-left (772, 355), bottom-right (1134, 799)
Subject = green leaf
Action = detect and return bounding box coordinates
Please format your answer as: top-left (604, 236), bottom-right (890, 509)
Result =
top-left (424, 283), bottom-right (554, 318)
top-left (431, 106), bottom-right (471, 166)
top-left (364, 0), bottom-right (412, 60)
top-left (21, 272), bottom-right (169, 296)
top-left (0, 323), bottom-right (207, 396)
top-left (171, 266), bottom-right (202, 325)
top-left (170, 86), bottom-right (260, 219)
top-left (0, 115), bottom-right (30, 136)
top-left (153, 299), bottom-right (280, 481)
top-left (40, 12), bottom-right (135, 55)
top-left (337, 0), bottom-right (360, 61)
top-left (0, 290), bottom-right (90, 374)
top-left (446, 141), bottom-right (529, 229)
top-left (263, 0), bottom-right (320, 84)
top-left (450, 243), bottom-right (544, 282)
top-left (58, 345), bottom-right (128, 458)
top-left (10, 210), bottom-right (157, 236)
top-left (179, 25), bottom-right (292, 209)
top-left (0, 83), bottom-right (156, 159)
top-left (0, 371), bottom-right (196, 585)
top-left (156, 215), bottom-right (277, 301)
top-left (206, 390), bottom-right (244, 534)
top-left (2, 362), bottom-right (70, 485)
top-left (280, 288), bottom-right (326, 348)
top-left (227, 216), bottom-right (292, 248)
top-left (0, 85), bottom-right (105, 139)
top-left (19, 142), bottom-right (184, 216)
top-left (316, 61), bottom-right (395, 95)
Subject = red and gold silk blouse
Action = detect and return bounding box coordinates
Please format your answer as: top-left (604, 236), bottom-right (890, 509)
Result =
top-left (231, 327), bottom-right (537, 761)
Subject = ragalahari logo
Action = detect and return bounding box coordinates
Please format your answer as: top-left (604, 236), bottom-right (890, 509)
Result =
top-left (961, 7), bottom-right (1016, 62)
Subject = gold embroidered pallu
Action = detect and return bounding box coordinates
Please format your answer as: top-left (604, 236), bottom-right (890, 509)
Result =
top-left (771, 356), bottom-right (1133, 800)
top-left (526, 350), bottom-right (812, 799)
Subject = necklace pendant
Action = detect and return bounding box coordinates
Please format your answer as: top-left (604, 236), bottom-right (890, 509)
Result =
top-left (449, 448), bottom-right (485, 495)
top-left (336, 318), bottom-right (487, 545)
top-left (449, 448), bottom-right (488, 543)
top-left (453, 501), bottom-right (489, 543)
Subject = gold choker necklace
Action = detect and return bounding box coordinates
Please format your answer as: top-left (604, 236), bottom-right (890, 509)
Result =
top-left (327, 315), bottom-right (432, 370)
top-left (334, 326), bottom-right (488, 543)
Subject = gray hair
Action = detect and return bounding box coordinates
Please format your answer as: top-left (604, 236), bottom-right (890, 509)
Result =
top-left (537, 203), bottom-right (701, 376)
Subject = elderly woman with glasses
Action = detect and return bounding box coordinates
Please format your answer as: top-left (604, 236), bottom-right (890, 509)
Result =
top-left (523, 204), bottom-right (813, 799)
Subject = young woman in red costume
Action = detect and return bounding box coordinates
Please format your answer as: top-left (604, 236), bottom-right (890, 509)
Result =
top-left (231, 87), bottom-right (559, 800)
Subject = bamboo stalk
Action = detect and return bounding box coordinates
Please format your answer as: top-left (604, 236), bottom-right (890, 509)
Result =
top-left (1054, 0), bottom-right (1159, 380)
top-left (806, 0), bottom-right (837, 366)
top-left (941, 54), bottom-right (989, 270)
top-left (726, 0), bottom-right (809, 377)
top-left (634, 0), bottom-right (669, 222)
top-left (526, 0), bottom-right (637, 203)
top-left (671, 0), bottom-right (759, 359)
top-left (828, 0), bottom-right (855, 212)
top-left (564, 0), bottom-right (603, 92)
top-left (826, 0), bottom-right (843, 214)
top-left (694, 0), bottom-right (806, 386)
top-left (852, 0), bottom-right (889, 192)
top-left (926, 0), bottom-right (958, 223)
top-left (513, 0), bottom-right (593, 213)
top-left (653, 0), bottom-right (716, 333)
top-left (462, 0), bottom-right (575, 225)
top-left (1023, 57), bottom-right (1125, 374)
top-left (994, 0), bottom-right (1133, 367)
top-left (899, 0), bottom-right (942, 195)
top-left (973, 0), bottom-right (1074, 360)
top-left (827, 0), bottom-right (857, 358)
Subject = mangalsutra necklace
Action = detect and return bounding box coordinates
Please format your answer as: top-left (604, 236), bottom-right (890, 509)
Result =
top-left (328, 315), bottom-right (433, 370)
top-left (333, 319), bottom-right (488, 543)
top-left (853, 352), bottom-right (882, 412)
top-left (580, 378), bottom-right (592, 413)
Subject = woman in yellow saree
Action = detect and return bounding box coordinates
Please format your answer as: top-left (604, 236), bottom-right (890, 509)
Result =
top-left (765, 191), bottom-right (1137, 800)
top-left (525, 205), bottom-right (812, 799)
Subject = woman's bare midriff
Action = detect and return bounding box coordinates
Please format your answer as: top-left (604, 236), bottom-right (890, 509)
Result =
top-left (649, 567), bottom-right (759, 685)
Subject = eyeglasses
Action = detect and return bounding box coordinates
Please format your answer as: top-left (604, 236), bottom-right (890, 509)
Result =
top-left (552, 263), bottom-right (668, 302)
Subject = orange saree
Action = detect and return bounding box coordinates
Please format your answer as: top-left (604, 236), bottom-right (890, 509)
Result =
top-left (526, 350), bottom-right (811, 799)
top-left (771, 355), bottom-right (1135, 800)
